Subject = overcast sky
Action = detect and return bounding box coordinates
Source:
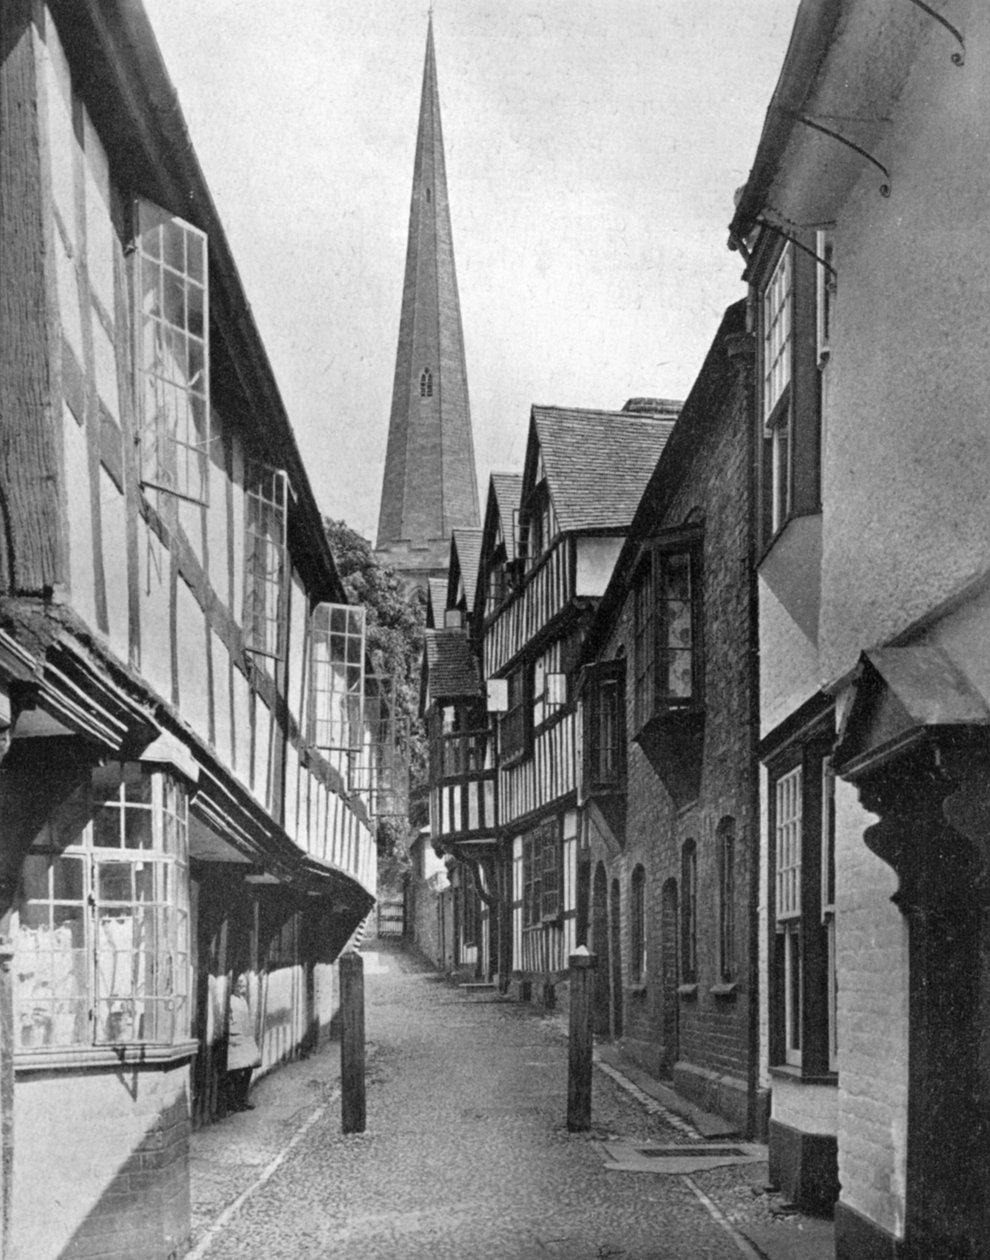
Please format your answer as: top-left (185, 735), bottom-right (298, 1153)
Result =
top-left (142, 1), bottom-right (797, 542)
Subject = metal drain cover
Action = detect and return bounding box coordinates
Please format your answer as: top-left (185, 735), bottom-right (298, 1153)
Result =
top-left (594, 1140), bottom-right (766, 1174)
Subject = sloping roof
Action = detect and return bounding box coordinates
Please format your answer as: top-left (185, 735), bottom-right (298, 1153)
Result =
top-left (532, 406), bottom-right (678, 534)
top-left (424, 630), bottom-right (481, 700)
top-left (450, 528), bottom-right (483, 607)
top-left (491, 474), bottom-right (524, 559)
top-left (426, 578), bottom-right (448, 629)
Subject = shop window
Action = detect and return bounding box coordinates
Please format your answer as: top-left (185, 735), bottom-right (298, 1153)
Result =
top-left (522, 818), bottom-right (561, 928)
top-left (243, 461), bottom-right (289, 659)
top-left (14, 763), bottom-right (190, 1049)
top-left (133, 198), bottom-right (210, 504)
top-left (680, 839), bottom-right (697, 984)
top-left (630, 864), bottom-right (647, 983)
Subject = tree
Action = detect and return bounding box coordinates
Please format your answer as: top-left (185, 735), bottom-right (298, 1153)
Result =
top-left (323, 519), bottom-right (426, 888)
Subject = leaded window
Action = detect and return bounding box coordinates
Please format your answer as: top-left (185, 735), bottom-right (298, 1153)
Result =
top-left (14, 763), bottom-right (190, 1049)
top-left (310, 603), bottom-right (366, 763)
top-left (133, 199), bottom-right (210, 504)
top-left (243, 461), bottom-right (288, 659)
top-left (522, 819), bottom-right (561, 928)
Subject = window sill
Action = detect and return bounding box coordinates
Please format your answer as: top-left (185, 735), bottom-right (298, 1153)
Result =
top-left (677, 983), bottom-right (698, 999)
top-left (15, 1039), bottom-right (199, 1073)
top-left (709, 982), bottom-right (739, 998)
top-left (768, 1063), bottom-right (837, 1086)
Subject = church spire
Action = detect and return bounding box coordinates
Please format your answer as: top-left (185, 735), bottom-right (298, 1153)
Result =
top-left (375, 17), bottom-right (480, 583)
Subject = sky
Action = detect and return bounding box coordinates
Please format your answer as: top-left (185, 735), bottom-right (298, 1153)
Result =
top-left (142, 1), bottom-right (798, 543)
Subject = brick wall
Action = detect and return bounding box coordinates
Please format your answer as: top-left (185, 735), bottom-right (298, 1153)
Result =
top-left (586, 327), bottom-right (760, 1133)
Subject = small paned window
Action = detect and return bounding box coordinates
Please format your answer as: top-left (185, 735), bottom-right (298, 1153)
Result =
top-left (310, 603), bottom-right (366, 761)
top-left (499, 667), bottom-right (530, 763)
top-left (680, 839), bottom-right (697, 984)
top-left (243, 461), bottom-right (289, 659)
top-left (583, 660), bottom-right (626, 793)
top-left (133, 198), bottom-right (210, 504)
top-left (633, 536), bottom-right (702, 731)
top-left (14, 763), bottom-right (190, 1049)
top-left (768, 734), bottom-right (835, 1077)
top-left (630, 864), bottom-right (647, 983)
top-left (717, 817), bottom-right (736, 982)
top-left (420, 368), bottom-right (433, 398)
top-left (522, 819), bottom-right (561, 928)
top-left (758, 234), bottom-right (822, 546)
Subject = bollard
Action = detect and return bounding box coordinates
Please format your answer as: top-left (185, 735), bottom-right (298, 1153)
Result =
top-left (340, 951), bottom-right (366, 1134)
top-left (567, 946), bottom-right (597, 1132)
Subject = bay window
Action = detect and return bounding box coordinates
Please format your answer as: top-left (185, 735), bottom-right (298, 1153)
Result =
top-left (15, 762), bottom-right (190, 1049)
top-left (243, 461), bottom-right (289, 659)
top-left (632, 534), bottom-right (702, 732)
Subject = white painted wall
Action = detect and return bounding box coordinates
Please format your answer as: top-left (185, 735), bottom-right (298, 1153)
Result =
top-left (575, 535), bottom-right (623, 597)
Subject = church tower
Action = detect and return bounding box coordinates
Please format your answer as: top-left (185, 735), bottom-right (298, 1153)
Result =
top-left (375, 17), bottom-right (480, 590)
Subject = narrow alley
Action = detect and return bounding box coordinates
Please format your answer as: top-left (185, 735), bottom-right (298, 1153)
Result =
top-left (188, 941), bottom-right (830, 1260)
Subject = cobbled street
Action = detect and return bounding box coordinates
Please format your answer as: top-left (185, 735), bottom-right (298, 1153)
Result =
top-left (188, 940), bottom-right (803, 1260)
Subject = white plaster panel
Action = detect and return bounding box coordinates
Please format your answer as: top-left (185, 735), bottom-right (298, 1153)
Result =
top-left (575, 535), bottom-right (623, 598)
top-left (253, 697), bottom-right (272, 807)
top-left (211, 631), bottom-right (232, 766)
top-left (833, 774), bottom-right (908, 1240)
top-left (42, 17), bottom-right (76, 255)
top-left (288, 573), bottom-right (308, 729)
top-left (65, 408), bottom-right (96, 630)
top-left (178, 500), bottom-right (205, 569)
top-left (138, 521), bottom-right (172, 704)
top-left (99, 466), bottom-right (128, 661)
top-left (176, 576), bottom-right (210, 742)
top-left (758, 574), bottom-right (820, 737)
top-left (92, 320), bottom-right (120, 423)
top-left (82, 113), bottom-right (115, 320)
top-left (206, 427), bottom-right (229, 596)
top-left (284, 743), bottom-right (300, 845)
top-left (819, 13), bottom-right (990, 685)
top-left (232, 667), bottom-right (252, 784)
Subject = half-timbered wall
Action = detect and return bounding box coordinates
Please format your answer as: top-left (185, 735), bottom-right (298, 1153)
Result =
top-left (484, 536), bottom-right (573, 676)
top-left (41, 14), bottom-right (373, 893)
top-left (511, 811), bottom-right (578, 978)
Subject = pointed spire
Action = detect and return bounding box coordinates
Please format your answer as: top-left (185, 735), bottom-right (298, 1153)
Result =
top-left (376, 17), bottom-right (480, 578)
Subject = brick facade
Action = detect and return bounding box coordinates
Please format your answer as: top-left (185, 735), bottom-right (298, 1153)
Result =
top-left (582, 304), bottom-right (763, 1136)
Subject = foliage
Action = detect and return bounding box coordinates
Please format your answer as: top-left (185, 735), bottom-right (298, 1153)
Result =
top-left (324, 519), bottom-right (426, 888)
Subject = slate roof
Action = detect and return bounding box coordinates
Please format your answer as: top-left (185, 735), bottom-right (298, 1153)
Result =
top-left (532, 405), bottom-right (678, 534)
top-left (490, 474), bottom-right (524, 559)
top-left (424, 630), bottom-right (482, 700)
top-left (450, 528), bottom-right (483, 607)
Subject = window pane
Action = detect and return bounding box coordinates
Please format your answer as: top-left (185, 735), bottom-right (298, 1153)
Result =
top-left (98, 862), bottom-right (132, 903)
top-left (52, 856), bottom-right (84, 901)
top-left (21, 856), bottom-right (51, 902)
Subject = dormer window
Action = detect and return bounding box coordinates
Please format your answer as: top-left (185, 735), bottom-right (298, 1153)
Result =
top-left (420, 368), bottom-right (433, 398)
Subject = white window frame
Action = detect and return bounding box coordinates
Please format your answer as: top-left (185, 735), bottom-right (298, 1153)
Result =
top-left (243, 462), bottom-right (289, 660)
top-left (14, 763), bottom-right (190, 1050)
top-left (133, 198), bottom-right (211, 505)
top-left (775, 765), bottom-right (803, 1065)
top-left (763, 244), bottom-right (792, 424)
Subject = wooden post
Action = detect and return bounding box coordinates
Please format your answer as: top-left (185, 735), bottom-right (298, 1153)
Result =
top-left (340, 951), bottom-right (366, 1134)
top-left (567, 946), bottom-right (597, 1132)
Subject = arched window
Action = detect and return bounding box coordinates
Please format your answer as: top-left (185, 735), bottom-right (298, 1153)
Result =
top-left (717, 818), bottom-right (736, 982)
top-left (630, 865), bottom-right (647, 983)
top-left (680, 839), bottom-right (697, 984)
top-left (420, 368), bottom-right (433, 398)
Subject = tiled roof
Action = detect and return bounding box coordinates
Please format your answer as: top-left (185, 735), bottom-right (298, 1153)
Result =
top-left (424, 629), bottom-right (481, 700)
top-left (426, 578), bottom-right (448, 629)
top-left (451, 528), bottom-right (483, 606)
top-left (490, 474), bottom-right (524, 559)
top-left (532, 406), bottom-right (678, 534)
